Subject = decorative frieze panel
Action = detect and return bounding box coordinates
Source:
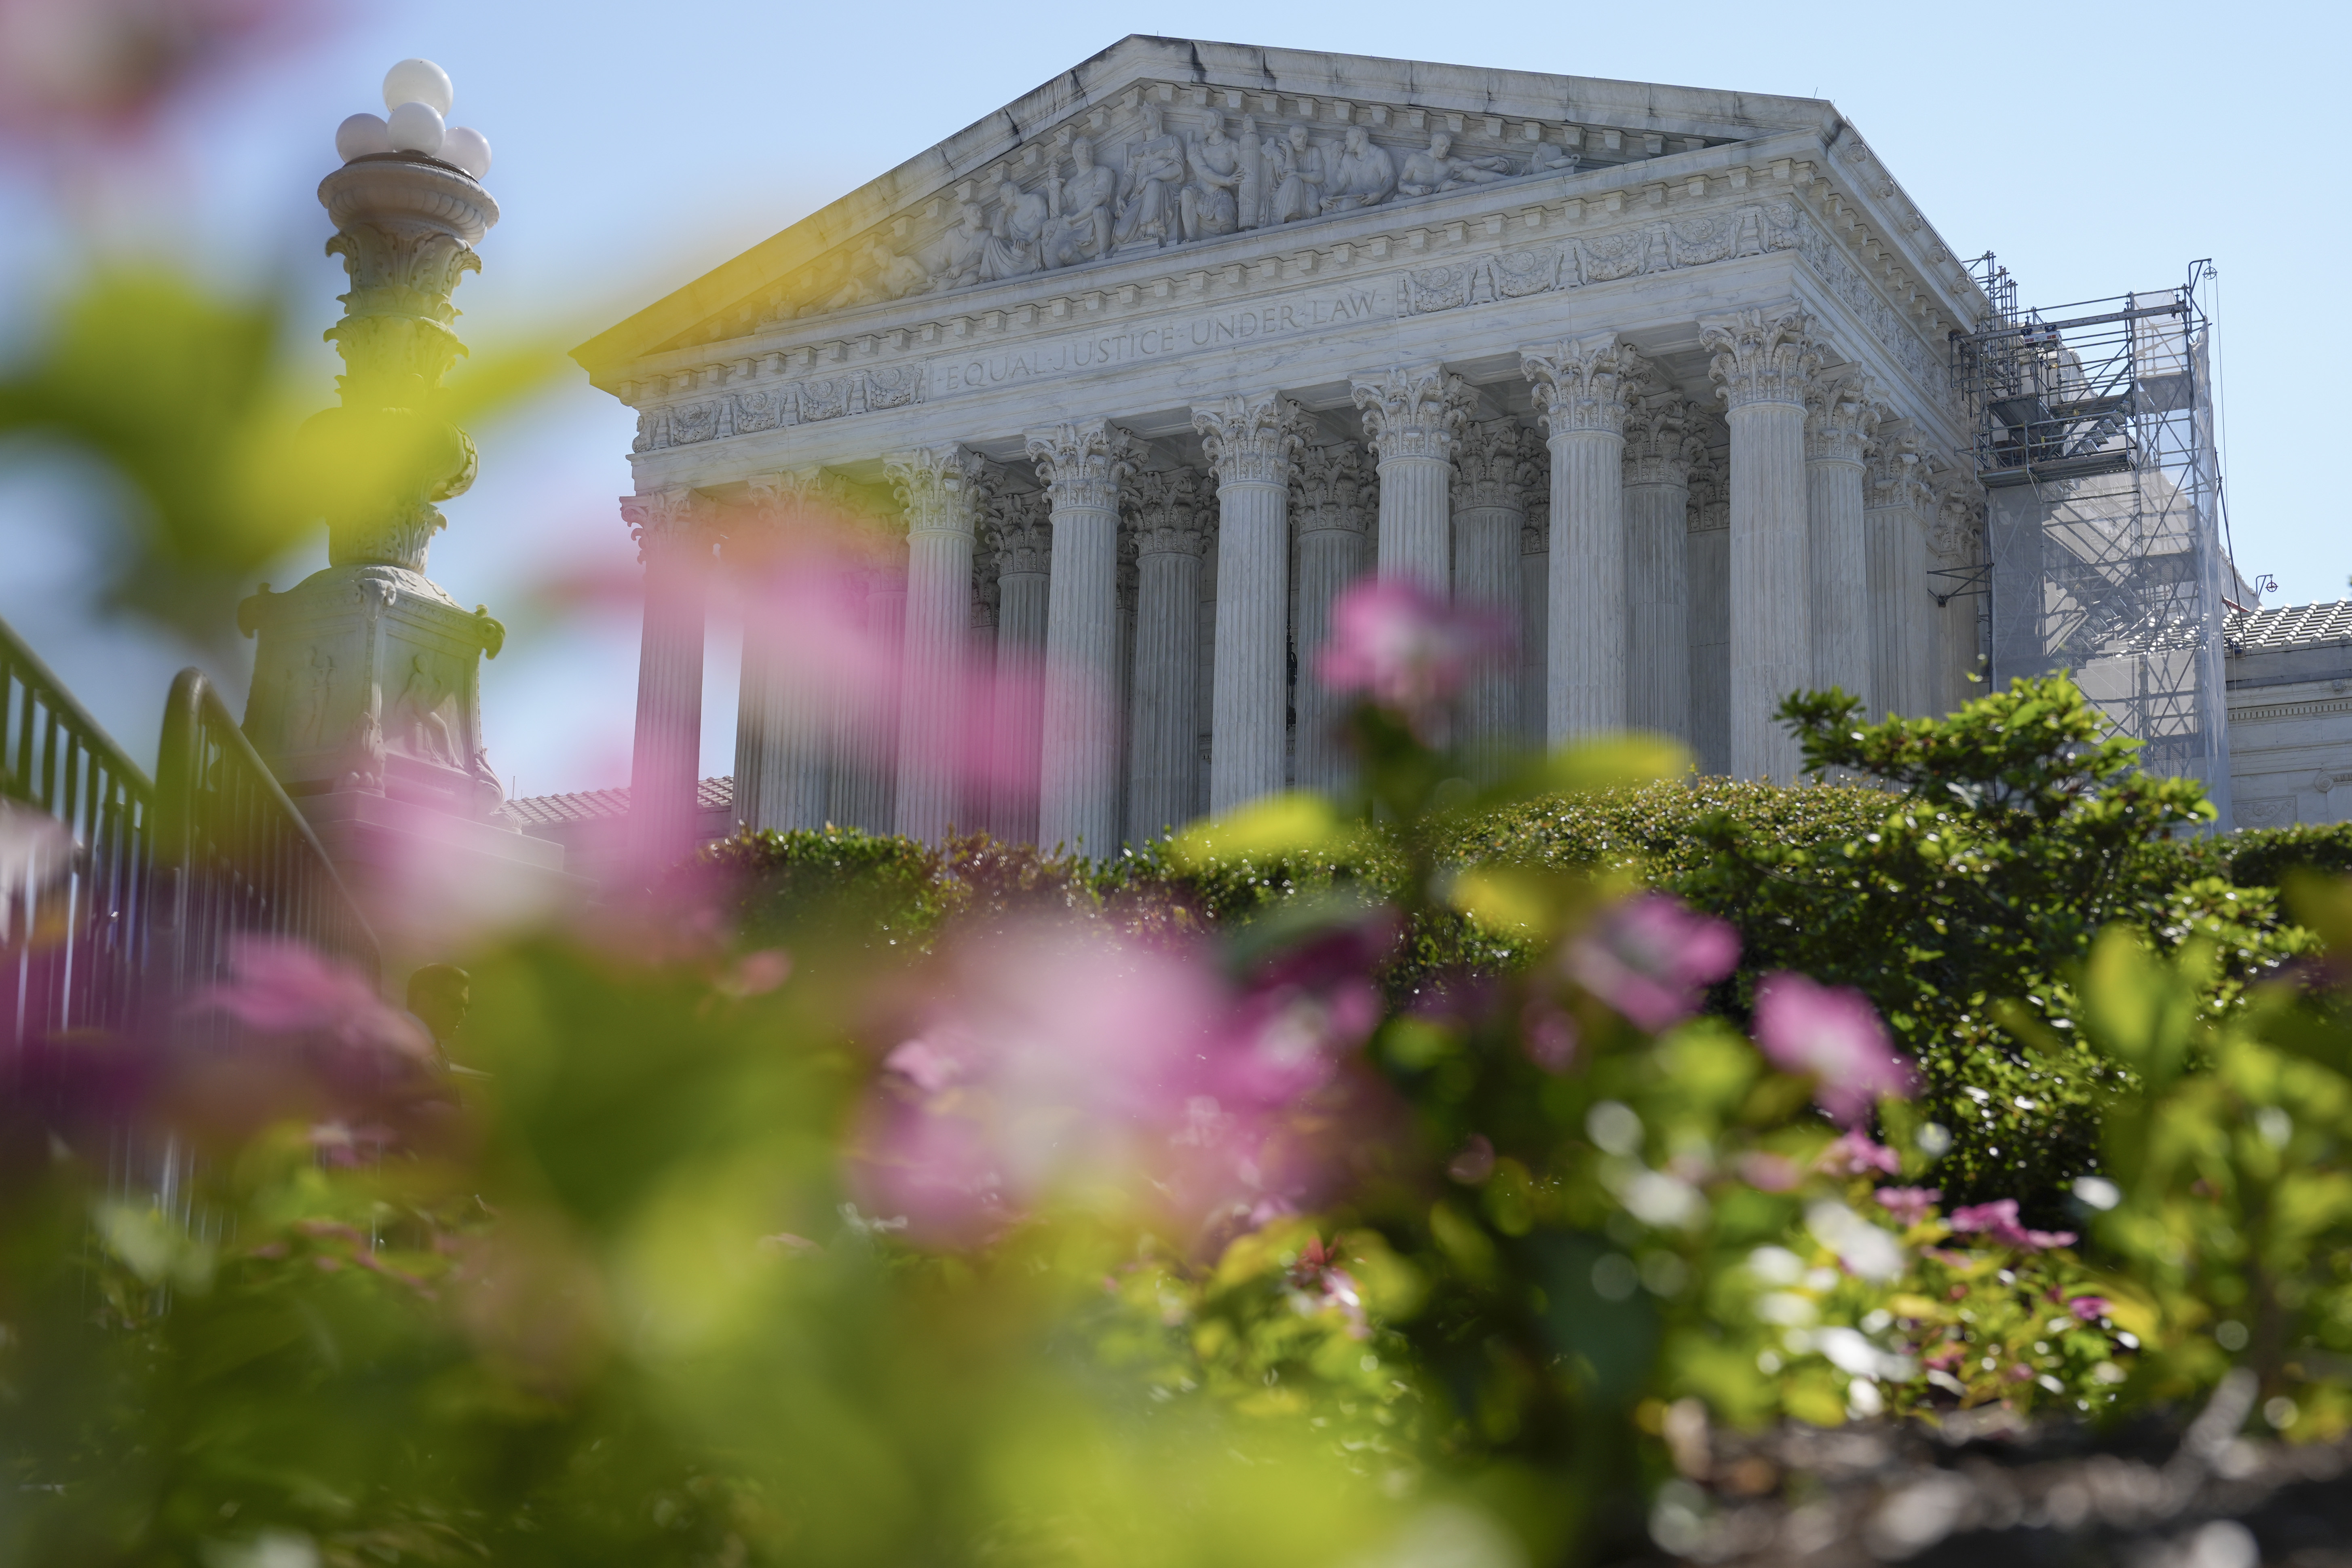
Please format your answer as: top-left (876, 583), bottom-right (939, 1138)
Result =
top-left (633, 364), bottom-right (927, 452)
top-left (1397, 200), bottom-right (1800, 316)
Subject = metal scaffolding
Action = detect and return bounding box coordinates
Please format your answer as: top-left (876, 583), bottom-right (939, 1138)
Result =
top-left (1953, 257), bottom-right (2232, 819)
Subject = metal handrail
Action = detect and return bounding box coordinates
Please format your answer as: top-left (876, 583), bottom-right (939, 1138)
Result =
top-left (0, 615), bottom-right (154, 1045)
top-left (2, 616), bottom-right (382, 1059)
top-left (152, 668), bottom-right (380, 995)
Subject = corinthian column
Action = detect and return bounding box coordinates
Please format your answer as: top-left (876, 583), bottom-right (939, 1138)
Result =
top-left (1684, 444), bottom-right (1731, 775)
top-left (829, 514), bottom-right (907, 835)
top-left (623, 488), bottom-right (710, 866)
top-left (1518, 432), bottom-right (1550, 742)
top-left (1451, 419), bottom-right (1538, 759)
top-left (1864, 426), bottom-right (1934, 720)
top-left (1704, 308), bottom-right (1824, 781)
top-left (1803, 367), bottom-right (1880, 709)
top-left (1352, 366), bottom-right (1471, 591)
top-left (1194, 392), bottom-right (1307, 812)
top-left (1026, 419), bottom-right (1139, 854)
top-left (886, 444), bottom-right (992, 845)
top-left (984, 490), bottom-right (1051, 842)
top-left (731, 468), bottom-right (830, 832)
top-left (1523, 335), bottom-right (1646, 741)
top-left (1292, 441), bottom-right (1375, 790)
top-left (1621, 394), bottom-right (1703, 744)
top-left (1125, 468), bottom-right (1213, 838)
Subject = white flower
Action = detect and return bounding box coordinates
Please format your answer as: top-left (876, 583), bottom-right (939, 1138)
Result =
top-left (2071, 1175), bottom-right (2121, 1211)
top-left (1755, 1291), bottom-right (1819, 1327)
top-left (1806, 1201), bottom-right (1905, 1283)
top-left (1746, 1245), bottom-right (1805, 1285)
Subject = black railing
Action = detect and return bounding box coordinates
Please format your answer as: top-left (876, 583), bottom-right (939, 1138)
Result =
top-left (1, 616), bottom-right (154, 1045)
top-left (1, 618), bottom-right (378, 1057)
top-left (153, 667), bottom-right (379, 999)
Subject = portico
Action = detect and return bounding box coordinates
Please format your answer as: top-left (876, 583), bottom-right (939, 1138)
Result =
top-left (574, 37), bottom-right (1996, 855)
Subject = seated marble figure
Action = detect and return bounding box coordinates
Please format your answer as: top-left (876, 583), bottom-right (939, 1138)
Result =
top-left (1395, 131), bottom-right (1515, 197)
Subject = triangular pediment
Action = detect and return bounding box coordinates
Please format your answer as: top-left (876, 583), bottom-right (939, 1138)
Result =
top-left (574, 37), bottom-right (1837, 374)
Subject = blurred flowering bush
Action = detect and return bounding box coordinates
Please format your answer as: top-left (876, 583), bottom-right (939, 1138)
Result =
top-left (13, 573), bottom-right (2352, 1568)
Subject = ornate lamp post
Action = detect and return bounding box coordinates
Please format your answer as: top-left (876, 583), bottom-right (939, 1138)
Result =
top-left (239, 61), bottom-right (567, 952)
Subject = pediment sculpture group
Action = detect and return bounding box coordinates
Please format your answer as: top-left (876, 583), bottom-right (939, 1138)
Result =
top-left (805, 106), bottom-right (1581, 316)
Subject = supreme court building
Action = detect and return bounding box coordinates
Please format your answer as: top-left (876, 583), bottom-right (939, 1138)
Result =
top-left (572, 36), bottom-right (1999, 857)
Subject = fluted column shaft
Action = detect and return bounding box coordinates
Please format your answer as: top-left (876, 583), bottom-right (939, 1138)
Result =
top-left (1804, 370), bottom-right (1879, 710)
top-left (1196, 393), bottom-right (1305, 813)
top-left (1450, 419), bottom-right (1535, 762)
top-left (1129, 547), bottom-right (1203, 837)
top-left (830, 547), bottom-right (906, 834)
top-left (1623, 399), bottom-right (1699, 744)
top-left (888, 446), bottom-right (990, 845)
top-left (1519, 517), bottom-right (1549, 743)
top-left (1705, 310), bottom-right (1826, 782)
top-left (1292, 442), bottom-right (1375, 791)
top-left (625, 490), bottom-right (707, 866)
top-left (986, 493), bottom-right (1051, 842)
top-left (731, 472), bottom-right (833, 832)
top-left (1028, 420), bottom-right (1137, 854)
top-left (1687, 504), bottom-right (1731, 775)
top-left (1864, 431), bottom-right (1932, 722)
top-left (1353, 367), bottom-right (1469, 592)
top-left (1125, 469), bottom-right (1211, 839)
top-left (1524, 336), bottom-right (1645, 743)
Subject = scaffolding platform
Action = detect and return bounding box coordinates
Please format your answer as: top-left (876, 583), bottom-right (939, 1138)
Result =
top-left (1953, 258), bottom-right (2233, 820)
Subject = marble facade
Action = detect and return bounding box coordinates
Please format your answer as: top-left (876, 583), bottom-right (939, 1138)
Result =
top-left (574, 37), bottom-right (2001, 855)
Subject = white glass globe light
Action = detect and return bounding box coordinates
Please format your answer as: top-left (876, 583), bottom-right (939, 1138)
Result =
top-left (335, 112), bottom-right (393, 162)
top-left (440, 125), bottom-right (492, 179)
top-left (386, 99), bottom-right (445, 156)
top-left (382, 58), bottom-right (453, 117)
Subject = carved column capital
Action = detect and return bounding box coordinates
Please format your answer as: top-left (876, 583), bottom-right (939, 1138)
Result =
top-left (1864, 425), bottom-right (1935, 513)
top-left (1701, 308), bottom-right (1827, 410)
top-left (1125, 466), bottom-right (1215, 556)
top-left (1292, 441), bottom-right (1377, 535)
top-left (1452, 418), bottom-right (1543, 511)
top-left (621, 487), bottom-right (712, 563)
top-left (1685, 445), bottom-right (1728, 533)
top-left (1352, 366), bottom-right (1474, 462)
top-left (1803, 368), bottom-right (1882, 464)
top-left (1025, 418), bottom-right (1141, 511)
top-left (885, 444), bottom-right (995, 538)
top-left (986, 489), bottom-right (1053, 576)
top-left (1928, 478), bottom-right (1985, 564)
top-left (1621, 395), bottom-right (1705, 487)
top-left (1193, 391), bottom-right (1309, 487)
top-left (1521, 335), bottom-right (1647, 439)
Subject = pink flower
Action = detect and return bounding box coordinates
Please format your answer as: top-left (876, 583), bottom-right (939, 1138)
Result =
top-left (1819, 1129), bottom-right (1903, 1177)
top-left (0, 0), bottom-right (305, 143)
top-left (2067, 1296), bottom-right (2110, 1323)
top-left (190, 938), bottom-right (431, 1062)
top-left (1947, 1199), bottom-right (2076, 1253)
top-left (1875, 1186), bottom-right (1943, 1226)
top-left (1739, 1152), bottom-right (1802, 1192)
top-left (1448, 1134), bottom-right (1496, 1185)
top-left (1751, 973), bottom-right (1920, 1127)
top-left (1565, 894), bottom-right (1740, 1032)
top-left (1314, 578), bottom-right (1508, 735)
top-left (845, 919), bottom-right (1396, 1249)
top-left (1521, 1000), bottom-right (1579, 1074)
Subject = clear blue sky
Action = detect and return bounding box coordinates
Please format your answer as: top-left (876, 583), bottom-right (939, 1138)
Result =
top-left (0, 0), bottom-right (2340, 795)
